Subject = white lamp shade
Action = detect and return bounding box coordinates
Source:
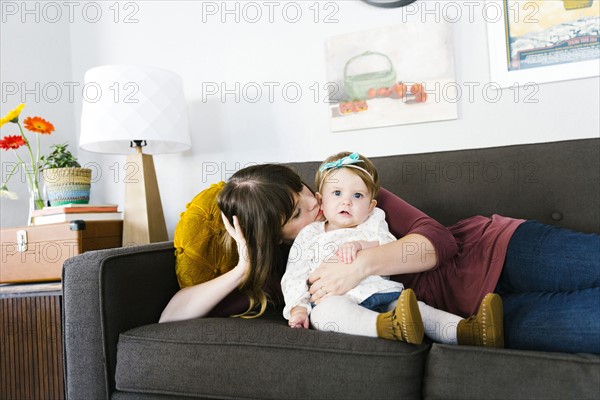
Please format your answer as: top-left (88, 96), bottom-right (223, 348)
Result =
top-left (79, 65), bottom-right (191, 154)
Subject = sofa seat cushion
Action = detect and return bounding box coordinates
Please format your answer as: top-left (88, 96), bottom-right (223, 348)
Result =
top-left (116, 316), bottom-right (430, 399)
top-left (423, 344), bottom-right (600, 400)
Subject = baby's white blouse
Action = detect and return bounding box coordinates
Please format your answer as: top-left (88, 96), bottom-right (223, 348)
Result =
top-left (281, 207), bottom-right (404, 319)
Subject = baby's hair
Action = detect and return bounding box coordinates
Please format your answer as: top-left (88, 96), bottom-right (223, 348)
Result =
top-left (315, 151), bottom-right (380, 199)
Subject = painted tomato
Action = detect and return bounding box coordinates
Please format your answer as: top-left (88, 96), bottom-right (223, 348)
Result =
top-left (392, 82), bottom-right (407, 98)
top-left (410, 83), bottom-right (424, 94)
top-left (377, 87), bottom-right (392, 97)
top-left (353, 100), bottom-right (368, 112)
top-left (415, 91), bottom-right (428, 103)
top-left (367, 88), bottom-right (377, 98)
top-left (339, 101), bottom-right (355, 115)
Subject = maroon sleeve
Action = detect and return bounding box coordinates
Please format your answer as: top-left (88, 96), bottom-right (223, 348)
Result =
top-left (377, 188), bottom-right (458, 269)
top-left (205, 278), bottom-right (285, 318)
top-left (206, 260), bottom-right (285, 318)
top-left (205, 289), bottom-right (248, 317)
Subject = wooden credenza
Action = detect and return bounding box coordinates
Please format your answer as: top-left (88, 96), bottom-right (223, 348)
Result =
top-left (0, 283), bottom-right (64, 400)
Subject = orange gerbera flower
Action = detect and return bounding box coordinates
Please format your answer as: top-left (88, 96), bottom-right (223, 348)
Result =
top-left (23, 116), bottom-right (55, 134)
top-left (0, 135), bottom-right (27, 150)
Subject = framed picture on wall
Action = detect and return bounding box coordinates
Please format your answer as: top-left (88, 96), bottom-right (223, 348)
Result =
top-left (325, 22), bottom-right (458, 132)
top-left (487, 0), bottom-right (600, 87)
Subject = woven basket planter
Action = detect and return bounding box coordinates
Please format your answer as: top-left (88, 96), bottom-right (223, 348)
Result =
top-left (43, 167), bottom-right (92, 206)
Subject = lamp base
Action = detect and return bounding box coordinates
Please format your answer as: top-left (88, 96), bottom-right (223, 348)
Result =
top-left (122, 150), bottom-right (168, 246)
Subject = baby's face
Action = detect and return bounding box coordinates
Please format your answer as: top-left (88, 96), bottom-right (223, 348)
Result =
top-left (319, 168), bottom-right (376, 231)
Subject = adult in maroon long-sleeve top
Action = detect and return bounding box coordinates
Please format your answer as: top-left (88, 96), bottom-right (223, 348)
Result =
top-left (310, 188), bottom-right (599, 354)
top-left (162, 164), bottom-right (599, 354)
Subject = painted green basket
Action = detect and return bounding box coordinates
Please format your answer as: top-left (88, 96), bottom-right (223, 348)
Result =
top-left (344, 51), bottom-right (397, 100)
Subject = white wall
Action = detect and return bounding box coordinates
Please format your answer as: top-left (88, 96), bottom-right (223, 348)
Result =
top-left (1, 5), bottom-right (75, 228)
top-left (1, 1), bottom-right (599, 234)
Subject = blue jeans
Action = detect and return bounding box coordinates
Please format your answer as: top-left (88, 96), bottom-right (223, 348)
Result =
top-left (311, 292), bottom-right (401, 313)
top-left (495, 221), bottom-right (600, 354)
top-left (360, 292), bottom-right (401, 313)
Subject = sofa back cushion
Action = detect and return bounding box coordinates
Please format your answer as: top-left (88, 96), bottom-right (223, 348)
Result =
top-left (287, 139), bottom-right (600, 234)
top-left (173, 139), bottom-right (599, 292)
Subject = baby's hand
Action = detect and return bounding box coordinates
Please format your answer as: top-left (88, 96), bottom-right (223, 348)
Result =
top-left (289, 307), bottom-right (309, 329)
top-left (337, 241), bottom-right (363, 263)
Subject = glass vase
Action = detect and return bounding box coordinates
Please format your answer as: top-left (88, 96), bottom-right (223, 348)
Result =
top-left (27, 184), bottom-right (44, 226)
top-left (25, 163), bottom-right (45, 226)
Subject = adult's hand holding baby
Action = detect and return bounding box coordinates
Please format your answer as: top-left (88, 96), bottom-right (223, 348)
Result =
top-left (308, 256), bottom-right (366, 303)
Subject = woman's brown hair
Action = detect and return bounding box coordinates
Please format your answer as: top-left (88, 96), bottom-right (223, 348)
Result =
top-left (217, 164), bottom-right (304, 318)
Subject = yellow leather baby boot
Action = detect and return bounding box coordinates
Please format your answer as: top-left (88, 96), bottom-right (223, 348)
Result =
top-left (376, 289), bottom-right (424, 344)
top-left (457, 293), bottom-right (504, 348)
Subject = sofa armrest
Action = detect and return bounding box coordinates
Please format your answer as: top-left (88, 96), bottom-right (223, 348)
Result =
top-left (62, 241), bottom-right (179, 400)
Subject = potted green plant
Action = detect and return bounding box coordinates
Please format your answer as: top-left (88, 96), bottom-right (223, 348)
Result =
top-left (41, 143), bottom-right (92, 206)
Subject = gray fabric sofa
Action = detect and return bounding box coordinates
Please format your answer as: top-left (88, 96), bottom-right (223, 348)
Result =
top-left (63, 139), bottom-right (600, 400)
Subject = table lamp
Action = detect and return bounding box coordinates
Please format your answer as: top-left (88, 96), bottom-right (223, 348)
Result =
top-left (79, 65), bottom-right (191, 246)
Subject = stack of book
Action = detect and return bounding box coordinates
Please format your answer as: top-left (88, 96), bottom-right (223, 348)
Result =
top-left (31, 204), bottom-right (122, 226)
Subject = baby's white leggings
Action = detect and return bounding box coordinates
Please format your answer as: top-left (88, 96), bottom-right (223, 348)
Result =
top-left (309, 295), bottom-right (461, 344)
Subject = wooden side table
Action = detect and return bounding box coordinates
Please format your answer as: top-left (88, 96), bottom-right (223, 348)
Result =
top-left (0, 283), bottom-right (64, 400)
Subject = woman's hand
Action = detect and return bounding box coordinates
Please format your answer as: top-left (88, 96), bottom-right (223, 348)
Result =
top-left (307, 257), bottom-right (365, 303)
top-left (221, 213), bottom-right (249, 278)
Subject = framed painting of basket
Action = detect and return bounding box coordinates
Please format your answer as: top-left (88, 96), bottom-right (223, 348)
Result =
top-left (325, 21), bottom-right (458, 132)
